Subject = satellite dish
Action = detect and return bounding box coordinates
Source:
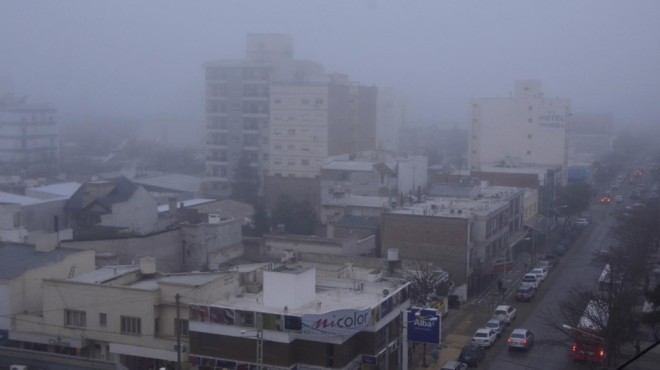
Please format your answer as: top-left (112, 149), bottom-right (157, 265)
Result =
top-left (383, 289), bottom-right (390, 296)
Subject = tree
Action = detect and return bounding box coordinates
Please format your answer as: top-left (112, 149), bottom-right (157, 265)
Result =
top-left (401, 261), bottom-right (448, 308)
top-left (270, 195), bottom-right (317, 235)
top-left (243, 202), bottom-right (270, 237)
top-left (231, 155), bottom-right (260, 204)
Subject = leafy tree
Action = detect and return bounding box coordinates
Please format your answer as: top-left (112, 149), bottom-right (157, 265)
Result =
top-left (231, 155), bottom-right (260, 204)
top-left (270, 195), bottom-right (316, 235)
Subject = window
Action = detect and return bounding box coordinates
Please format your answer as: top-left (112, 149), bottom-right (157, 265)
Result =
top-left (175, 318), bottom-right (189, 336)
top-left (528, 134), bottom-right (532, 139)
top-left (301, 159), bottom-right (309, 166)
top-left (121, 316), bottom-right (141, 335)
top-left (65, 310), bottom-right (86, 327)
top-left (13, 212), bottom-right (20, 227)
top-left (528, 118), bottom-right (533, 123)
top-left (528, 105), bottom-right (533, 111)
top-left (154, 318), bottom-right (160, 335)
top-left (287, 128), bottom-right (296, 135)
top-left (99, 313), bottom-right (107, 327)
top-left (527, 150), bottom-right (532, 155)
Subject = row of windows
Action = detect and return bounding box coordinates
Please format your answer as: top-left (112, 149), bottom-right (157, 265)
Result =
top-left (207, 134), bottom-right (264, 146)
top-left (206, 101), bottom-right (269, 114)
top-left (273, 97), bottom-right (325, 106)
top-left (64, 309), bottom-right (189, 336)
top-left (207, 117), bottom-right (269, 130)
top-left (272, 158), bottom-right (311, 166)
top-left (272, 143), bottom-right (313, 152)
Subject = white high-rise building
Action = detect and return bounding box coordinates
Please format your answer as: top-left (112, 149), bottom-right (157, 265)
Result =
top-left (469, 80), bottom-right (570, 183)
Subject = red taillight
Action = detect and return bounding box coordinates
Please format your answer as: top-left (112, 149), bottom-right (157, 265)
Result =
top-left (599, 349), bottom-right (605, 358)
top-left (507, 338), bottom-right (512, 343)
top-left (572, 344), bottom-right (576, 353)
top-left (521, 340), bottom-right (527, 345)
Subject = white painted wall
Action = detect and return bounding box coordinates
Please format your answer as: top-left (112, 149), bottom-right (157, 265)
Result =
top-left (263, 268), bottom-right (316, 310)
top-left (101, 186), bottom-right (158, 234)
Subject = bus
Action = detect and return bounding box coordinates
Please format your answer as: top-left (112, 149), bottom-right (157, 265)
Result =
top-left (571, 300), bottom-right (608, 364)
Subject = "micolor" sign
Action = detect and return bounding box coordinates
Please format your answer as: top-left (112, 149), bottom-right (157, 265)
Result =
top-left (302, 308), bottom-right (372, 335)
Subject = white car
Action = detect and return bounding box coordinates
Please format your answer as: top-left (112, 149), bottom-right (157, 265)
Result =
top-left (486, 318), bottom-right (506, 337)
top-left (521, 273), bottom-right (540, 289)
top-left (493, 304), bottom-right (517, 325)
top-left (531, 267), bottom-right (548, 282)
top-left (575, 218), bottom-right (590, 227)
top-left (471, 328), bottom-right (498, 348)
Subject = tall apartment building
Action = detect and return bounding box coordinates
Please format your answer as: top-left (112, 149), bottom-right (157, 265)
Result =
top-left (205, 35), bottom-right (379, 198)
top-left (469, 80), bottom-right (570, 184)
top-left (568, 113), bottom-right (614, 166)
top-left (0, 94), bottom-right (59, 177)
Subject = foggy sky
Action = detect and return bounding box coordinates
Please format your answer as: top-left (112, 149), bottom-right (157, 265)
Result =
top-left (1, 0), bottom-right (659, 128)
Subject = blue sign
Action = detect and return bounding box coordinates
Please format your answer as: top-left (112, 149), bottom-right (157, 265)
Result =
top-left (362, 355), bottom-right (377, 364)
top-left (407, 308), bottom-right (441, 344)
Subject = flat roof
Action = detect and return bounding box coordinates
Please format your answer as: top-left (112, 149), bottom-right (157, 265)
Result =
top-left (322, 195), bottom-right (389, 208)
top-left (214, 261), bottom-right (405, 315)
top-left (70, 265), bottom-right (141, 284)
top-left (393, 186), bottom-right (521, 218)
top-left (0, 244), bottom-right (83, 279)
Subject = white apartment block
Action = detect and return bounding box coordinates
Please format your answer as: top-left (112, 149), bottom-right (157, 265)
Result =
top-left (469, 80), bottom-right (570, 183)
top-left (269, 84), bottom-right (329, 178)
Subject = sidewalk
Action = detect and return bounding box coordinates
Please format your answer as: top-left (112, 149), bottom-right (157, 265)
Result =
top-left (411, 253), bottom-right (532, 369)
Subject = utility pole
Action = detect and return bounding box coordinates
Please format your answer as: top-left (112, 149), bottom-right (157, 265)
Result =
top-left (256, 312), bottom-right (263, 370)
top-left (176, 293), bottom-right (182, 370)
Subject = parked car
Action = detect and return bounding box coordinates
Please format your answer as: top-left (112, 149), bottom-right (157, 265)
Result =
top-left (507, 328), bottom-right (535, 351)
top-left (575, 218), bottom-right (590, 227)
top-left (515, 285), bottom-right (535, 302)
top-left (493, 305), bottom-right (517, 325)
top-left (472, 328), bottom-right (498, 348)
top-left (440, 361), bottom-right (468, 370)
top-left (485, 319), bottom-right (506, 337)
top-left (531, 267), bottom-right (549, 282)
top-left (536, 259), bottom-right (554, 271)
top-left (542, 253), bottom-right (559, 266)
top-left (458, 344), bottom-right (486, 367)
top-left (521, 273), bottom-right (540, 289)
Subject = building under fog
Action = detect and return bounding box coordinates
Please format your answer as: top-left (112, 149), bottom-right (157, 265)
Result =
top-left (469, 80), bottom-right (570, 185)
top-left (0, 94), bottom-right (59, 178)
top-left (204, 34), bottom-right (377, 199)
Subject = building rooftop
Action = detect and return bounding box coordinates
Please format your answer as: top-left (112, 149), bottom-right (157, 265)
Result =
top-left (26, 182), bottom-right (81, 200)
top-left (133, 174), bottom-right (203, 194)
top-left (0, 244), bottom-right (82, 279)
top-left (157, 198), bottom-right (217, 213)
top-left (70, 265), bottom-right (232, 290)
top-left (322, 161), bottom-right (375, 172)
top-left (69, 265), bottom-right (141, 284)
top-left (322, 195), bottom-right (390, 208)
top-left (0, 191), bottom-right (55, 206)
top-left (393, 186), bottom-right (521, 219)
top-left (217, 261), bottom-right (404, 316)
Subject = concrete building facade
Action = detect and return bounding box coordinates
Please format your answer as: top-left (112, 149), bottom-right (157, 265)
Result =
top-left (381, 185), bottom-right (524, 298)
top-left (0, 95), bottom-right (59, 178)
top-left (188, 260), bottom-right (411, 370)
top-left (469, 80), bottom-right (570, 183)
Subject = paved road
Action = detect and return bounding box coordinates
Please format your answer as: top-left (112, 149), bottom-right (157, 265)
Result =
top-left (481, 208), bottom-right (615, 370)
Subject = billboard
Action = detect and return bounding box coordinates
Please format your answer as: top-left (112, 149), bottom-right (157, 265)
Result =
top-left (406, 308), bottom-right (441, 344)
top-left (302, 308), bottom-right (372, 335)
